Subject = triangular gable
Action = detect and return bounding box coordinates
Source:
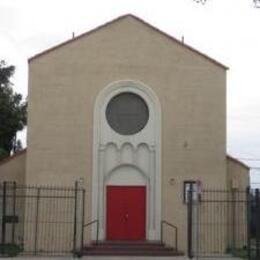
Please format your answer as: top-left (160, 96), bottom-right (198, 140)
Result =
top-left (29, 14), bottom-right (228, 70)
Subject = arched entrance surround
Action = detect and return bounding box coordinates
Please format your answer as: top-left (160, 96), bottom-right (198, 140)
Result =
top-left (92, 80), bottom-right (161, 240)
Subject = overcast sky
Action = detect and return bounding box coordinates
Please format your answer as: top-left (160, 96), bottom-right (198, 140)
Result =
top-left (0, 0), bottom-right (260, 185)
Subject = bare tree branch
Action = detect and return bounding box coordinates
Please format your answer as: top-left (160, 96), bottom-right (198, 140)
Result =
top-left (254, 0), bottom-right (260, 8)
top-left (193, 0), bottom-right (260, 7)
top-left (192, 0), bottom-right (207, 4)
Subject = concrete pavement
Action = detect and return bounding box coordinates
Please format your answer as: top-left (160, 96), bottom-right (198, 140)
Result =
top-left (0, 256), bottom-right (243, 260)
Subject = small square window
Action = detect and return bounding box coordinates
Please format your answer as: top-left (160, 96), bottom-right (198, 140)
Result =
top-left (183, 181), bottom-right (198, 203)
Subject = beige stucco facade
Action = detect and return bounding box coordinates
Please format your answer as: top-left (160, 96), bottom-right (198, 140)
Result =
top-left (25, 15), bottom-right (227, 251)
top-left (26, 15), bottom-right (226, 251)
top-left (0, 15), bottom-right (250, 254)
top-left (26, 15), bottom-right (227, 185)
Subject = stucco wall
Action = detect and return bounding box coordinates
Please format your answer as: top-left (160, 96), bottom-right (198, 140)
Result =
top-left (0, 150), bottom-right (26, 184)
top-left (26, 16), bottom-right (226, 252)
top-left (226, 156), bottom-right (249, 250)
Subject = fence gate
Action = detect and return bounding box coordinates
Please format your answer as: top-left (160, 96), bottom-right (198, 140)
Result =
top-left (0, 181), bottom-right (85, 257)
top-left (188, 188), bottom-right (260, 259)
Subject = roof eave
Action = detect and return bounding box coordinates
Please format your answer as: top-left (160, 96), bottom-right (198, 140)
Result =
top-left (0, 149), bottom-right (27, 166)
top-left (227, 154), bottom-right (250, 170)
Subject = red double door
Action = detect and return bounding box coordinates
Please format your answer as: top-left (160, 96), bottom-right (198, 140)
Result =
top-left (106, 186), bottom-right (146, 240)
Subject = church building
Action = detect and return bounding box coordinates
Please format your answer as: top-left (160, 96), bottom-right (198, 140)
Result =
top-left (0, 14), bottom-right (249, 255)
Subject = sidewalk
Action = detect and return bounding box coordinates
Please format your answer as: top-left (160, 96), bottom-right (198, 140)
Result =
top-left (0, 257), bottom-right (189, 260)
top-left (0, 256), bottom-right (243, 260)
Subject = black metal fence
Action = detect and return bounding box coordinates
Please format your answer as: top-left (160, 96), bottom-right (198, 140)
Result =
top-left (188, 188), bottom-right (260, 259)
top-left (0, 181), bottom-right (85, 257)
top-left (250, 189), bottom-right (260, 260)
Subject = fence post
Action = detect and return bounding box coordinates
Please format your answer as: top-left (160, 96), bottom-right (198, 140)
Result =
top-left (1, 181), bottom-right (7, 255)
top-left (246, 187), bottom-right (251, 260)
top-left (187, 188), bottom-right (193, 259)
top-left (80, 189), bottom-right (85, 254)
top-left (34, 187), bottom-right (41, 255)
top-left (73, 181), bottom-right (78, 255)
top-left (231, 189), bottom-right (236, 252)
top-left (160, 221), bottom-right (163, 244)
top-left (11, 182), bottom-right (16, 244)
top-left (195, 192), bottom-right (200, 260)
top-left (256, 189), bottom-right (260, 259)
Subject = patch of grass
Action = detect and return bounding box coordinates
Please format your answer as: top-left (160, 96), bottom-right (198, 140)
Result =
top-left (232, 248), bottom-right (248, 259)
top-left (226, 247), bottom-right (249, 259)
top-left (0, 243), bottom-right (23, 257)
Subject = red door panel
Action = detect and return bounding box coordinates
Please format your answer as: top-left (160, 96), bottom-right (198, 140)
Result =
top-left (106, 186), bottom-right (146, 240)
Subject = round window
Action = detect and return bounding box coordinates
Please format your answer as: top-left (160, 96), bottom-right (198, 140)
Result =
top-left (106, 92), bottom-right (149, 135)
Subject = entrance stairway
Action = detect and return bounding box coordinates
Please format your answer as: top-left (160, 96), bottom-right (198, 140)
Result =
top-left (81, 241), bottom-right (184, 256)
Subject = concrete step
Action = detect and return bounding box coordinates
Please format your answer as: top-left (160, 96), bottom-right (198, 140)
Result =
top-left (82, 250), bottom-right (182, 256)
top-left (81, 241), bottom-right (183, 256)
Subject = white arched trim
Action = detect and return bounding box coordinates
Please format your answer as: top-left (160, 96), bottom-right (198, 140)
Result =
top-left (105, 164), bottom-right (149, 184)
top-left (92, 80), bottom-right (161, 240)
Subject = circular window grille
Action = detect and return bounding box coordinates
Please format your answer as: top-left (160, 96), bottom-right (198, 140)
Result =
top-left (106, 92), bottom-right (149, 135)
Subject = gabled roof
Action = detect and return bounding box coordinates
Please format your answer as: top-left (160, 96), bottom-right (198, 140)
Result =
top-left (226, 154), bottom-right (250, 170)
top-left (0, 149), bottom-right (27, 166)
top-left (29, 14), bottom-right (228, 70)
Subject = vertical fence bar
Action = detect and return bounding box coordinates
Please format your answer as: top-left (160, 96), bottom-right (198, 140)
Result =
top-left (195, 195), bottom-right (200, 260)
top-left (187, 188), bottom-right (193, 259)
top-left (96, 220), bottom-right (99, 245)
top-left (256, 189), bottom-right (260, 259)
top-left (1, 181), bottom-right (7, 254)
top-left (81, 189), bottom-right (85, 253)
top-left (246, 187), bottom-right (251, 260)
top-left (34, 187), bottom-right (41, 255)
top-left (11, 182), bottom-right (16, 244)
top-left (73, 181), bottom-right (78, 255)
top-left (175, 225), bottom-right (178, 251)
top-left (231, 189), bottom-right (236, 252)
top-left (160, 221), bottom-right (163, 243)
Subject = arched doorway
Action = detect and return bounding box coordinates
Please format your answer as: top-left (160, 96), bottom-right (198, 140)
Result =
top-left (105, 165), bottom-right (147, 240)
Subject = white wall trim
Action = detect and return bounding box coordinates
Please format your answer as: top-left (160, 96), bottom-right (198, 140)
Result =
top-left (92, 79), bottom-right (161, 240)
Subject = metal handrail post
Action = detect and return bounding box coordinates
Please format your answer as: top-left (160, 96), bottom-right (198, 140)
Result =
top-left (161, 220), bottom-right (178, 251)
top-left (83, 219), bottom-right (99, 245)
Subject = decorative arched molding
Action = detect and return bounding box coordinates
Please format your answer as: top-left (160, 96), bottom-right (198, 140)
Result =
top-left (105, 163), bottom-right (149, 185)
top-left (92, 80), bottom-right (161, 240)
